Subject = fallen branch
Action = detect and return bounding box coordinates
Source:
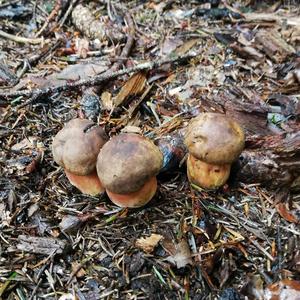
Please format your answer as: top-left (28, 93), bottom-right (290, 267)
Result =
top-left (0, 29), bottom-right (44, 45)
top-left (0, 52), bottom-right (197, 102)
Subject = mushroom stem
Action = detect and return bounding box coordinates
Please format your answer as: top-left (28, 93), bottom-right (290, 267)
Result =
top-left (65, 170), bottom-right (104, 196)
top-left (106, 176), bottom-right (157, 208)
top-left (187, 154), bottom-right (231, 189)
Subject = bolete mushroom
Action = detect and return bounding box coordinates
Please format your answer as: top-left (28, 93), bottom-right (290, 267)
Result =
top-left (96, 133), bottom-right (163, 208)
top-left (184, 113), bottom-right (245, 189)
top-left (52, 118), bottom-right (108, 195)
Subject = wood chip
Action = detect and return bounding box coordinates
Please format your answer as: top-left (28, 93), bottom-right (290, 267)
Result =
top-left (114, 71), bottom-right (147, 107)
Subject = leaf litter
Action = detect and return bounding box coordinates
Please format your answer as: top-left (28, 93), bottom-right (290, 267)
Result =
top-left (0, 0), bottom-right (299, 299)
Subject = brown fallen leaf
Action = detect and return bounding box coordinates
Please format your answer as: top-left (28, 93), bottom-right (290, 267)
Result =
top-left (25, 151), bottom-right (42, 174)
top-left (165, 239), bottom-right (193, 269)
top-left (264, 279), bottom-right (300, 300)
top-left (114, 71), bottom-right (147, 107)
top-left (135, 234), bottom-right (163, 253)
top-left (25, 62), bottom-right (109, 89)
top-left (276, 203), bottom-right (299, 224)
top-left (241, 274), bottom-right (265, 300)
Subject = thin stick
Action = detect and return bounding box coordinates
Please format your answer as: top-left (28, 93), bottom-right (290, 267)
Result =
top-left (0, 29), bottom-right (44, 45)
top-left (58, 0), bottom-right (78, 28)
top-left (0, 52), bottom-right (198, 102)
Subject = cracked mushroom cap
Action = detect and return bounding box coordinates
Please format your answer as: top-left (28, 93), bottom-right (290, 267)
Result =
top-left (97, 133), bottom-right (163, 194)
top-left (52, 118), bottom-right (107, 175)
top-left (184, 113), bottom-right (245, 164)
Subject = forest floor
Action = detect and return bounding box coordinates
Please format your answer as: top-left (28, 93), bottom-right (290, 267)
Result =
top-left (0, 0), bottom-right (300, 299)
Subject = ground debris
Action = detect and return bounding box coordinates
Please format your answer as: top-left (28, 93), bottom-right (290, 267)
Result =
top-left (16, 235), bottom-right (68, 255)
top-left (135, 233), bottom-right (163, 253)
top-left (1, 0), bottom-right (300, 298)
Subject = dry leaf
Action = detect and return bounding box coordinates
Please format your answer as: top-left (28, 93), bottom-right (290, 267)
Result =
top-left (27, 62), bottom-right (109, 89)
top-left (165, 239), bottom-right (193, 268)
top-left (121, 125), bottom-right (142, 134)
top-left (114, 72), bottom-right (147, 107)
top-left (161, 37), bottom-right (183, 56)
top-left (276, 203), bottom-right (299, 224)
top-left (135, 234), bottom-right (163, 253)
top-left (11, 136), bottom-right (38, 151)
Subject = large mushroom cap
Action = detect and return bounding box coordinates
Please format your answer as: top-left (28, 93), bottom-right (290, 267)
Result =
top-left (97, 133), bottom-right (163, 194)
top-left (184, 113), bottom-right (245, 164)
top-left (52, 118), bottom-right (107, 175)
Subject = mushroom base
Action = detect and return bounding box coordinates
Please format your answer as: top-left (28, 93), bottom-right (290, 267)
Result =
top-left (106, 177), bottom-right (157, 208)
top-left (187, 154), bottom-right (231, 189)
top-left (65, 170), bottom-right (104, 196)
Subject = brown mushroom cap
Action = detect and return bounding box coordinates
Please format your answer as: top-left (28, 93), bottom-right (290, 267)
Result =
top-left (97, 133), bottom-right (163, 194)
top-left (184, 113), bottom-right (245, 164)
top-left (52, 118), bottom-right (107, 175)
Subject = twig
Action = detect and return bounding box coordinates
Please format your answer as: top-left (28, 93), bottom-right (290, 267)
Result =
top-left (35, 0), bottom-right (62, 37)
top-left (58, 0), bottom-right (78, 28)
top-left (0, 29), bottom-right (44, 45)
top-left (110, 12), bottom-right (135, 72)
top-left (17, 39), bottom-right (63, 78)
top-left (0, 52), bottom-right (198, 102)
top-left (249, 238), bottom-right (274, 261)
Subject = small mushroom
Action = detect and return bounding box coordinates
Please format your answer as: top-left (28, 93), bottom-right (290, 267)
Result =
top-left (184, 113), bottom-right (245, 189)
top-left (96, 133), bottom-right (163, 208)
top-left (52, 118), bottom-right (108, 195)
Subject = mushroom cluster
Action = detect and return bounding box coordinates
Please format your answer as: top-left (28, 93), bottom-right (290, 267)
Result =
top-left (52, 113), bottom-right (245, 207)
top-left (184, 113), bottom-right (245, 189)
top-left (52, 118), bottom-right (107, 196)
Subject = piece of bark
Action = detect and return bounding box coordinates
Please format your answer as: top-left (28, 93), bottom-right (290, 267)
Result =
top-left (255, 30), bottom-right (296, 63)
top-left (233, 150), bottom-right (299, 190)
top-left (200, 88), bottom-right (273, 136)
top-left (114, 72), bottom-right (147, 107)
top-left (246, 131), bottom-right (300, 154)
top-left (17, 235), bottom-right (67, 255)
top-left (81, 87), bottom-right (101, 121)
top-left (230, 43), bottom-right (264, 61)
top-left (235, 132), bottom-right (300, 190)
top-left (156, 133), bottom-right (186, 173)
